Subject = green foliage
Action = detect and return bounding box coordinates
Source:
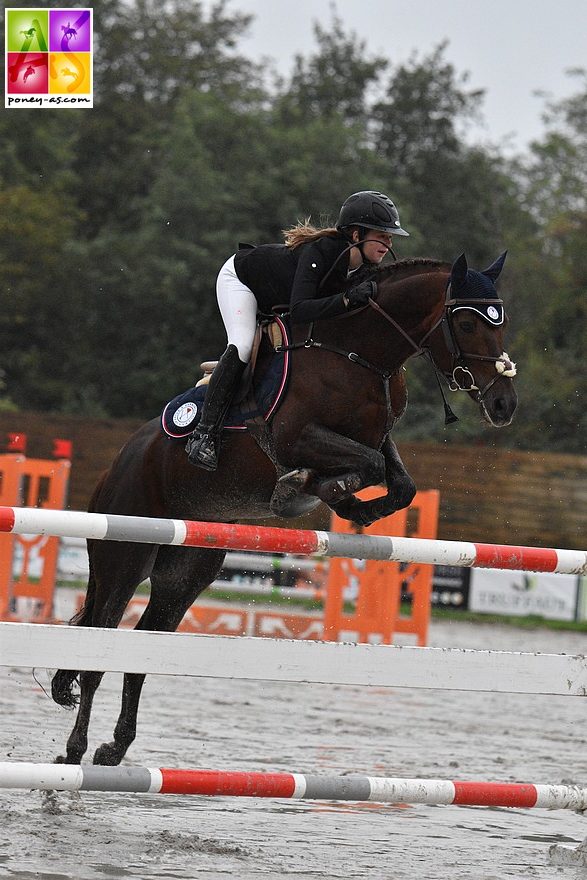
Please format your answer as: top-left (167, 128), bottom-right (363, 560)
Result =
top-left (372, 45), bottom-right (514, 264)
top-left (0, 5), bottom-right (584, 453)
top-left (0, 184), bottom-right (85, 409)
top-left (373, 43), bottom-right (484, 167)
top-left (279, 11), bottom-right (385, 126)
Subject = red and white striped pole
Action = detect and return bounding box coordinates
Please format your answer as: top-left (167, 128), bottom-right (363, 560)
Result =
top-left (0, 506), bottom-right (585, 574)
top-left (1, 763), bottom-right (586, 810)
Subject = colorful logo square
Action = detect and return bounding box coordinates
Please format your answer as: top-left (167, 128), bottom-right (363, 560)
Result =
top-left (5, 8), bottom-right (93, 108)
top-left (6, 9), bottom-right (49, 52)
top-left (49, 10), bottom-right (91, 53)
top-left (6, 52), bottom-right (48, 93)
top-left (49, 52), bottom-right (91, 95)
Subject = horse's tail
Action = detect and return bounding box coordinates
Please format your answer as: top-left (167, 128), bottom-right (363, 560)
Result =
top-left (51, 472), bottom-right (108, 707)
top-left (51, 563), bottom-right (98, 707)
top-left (68, 553), bottom-right (97, 626)
top-left (66, 467), bottom-right (109, 628)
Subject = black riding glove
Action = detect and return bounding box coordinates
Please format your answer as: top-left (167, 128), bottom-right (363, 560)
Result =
top-left (344, 280), bottom-right (377, 310)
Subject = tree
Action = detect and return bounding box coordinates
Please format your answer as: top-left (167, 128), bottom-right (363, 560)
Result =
top-left (372, 45), bottom-right (520, 265)
top-left (0, 185), bottom-right (84, 410)
top-left (72, 0), bottom-right (263, 237)
top-left (0, 2), bottom-right (583, 457)
top-left (520, 70), bottom-right (587, 226)
top-left (512, 73), bottom-right (586, 452)
top-left (279, 10), bottom-right (386, 128)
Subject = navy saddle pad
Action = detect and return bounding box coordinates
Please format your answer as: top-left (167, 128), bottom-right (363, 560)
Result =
top-left (162, 317), bottom-right (290, 438)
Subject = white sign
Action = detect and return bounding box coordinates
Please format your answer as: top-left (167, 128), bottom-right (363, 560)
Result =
top-left (469, 568), bottom-right (579, 621)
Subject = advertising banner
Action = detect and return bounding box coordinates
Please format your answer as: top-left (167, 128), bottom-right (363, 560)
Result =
top-left (469, 569), bottom-right (579, 621)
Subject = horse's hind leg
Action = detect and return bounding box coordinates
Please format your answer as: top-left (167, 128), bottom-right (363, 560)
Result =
top-left (54, 540), bottom-right (158, 764)
top-left (282, 423), bottom-right (386, 505)
top-left (55, 670), bottom-right (106, 764)
top-left (92, 545), bottom-right (226, 766)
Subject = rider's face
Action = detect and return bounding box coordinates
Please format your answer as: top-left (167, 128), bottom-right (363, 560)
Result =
top-left (349, 228), bottom-right (392, 267)
top-left (362, 230), bottom-right (393, 263)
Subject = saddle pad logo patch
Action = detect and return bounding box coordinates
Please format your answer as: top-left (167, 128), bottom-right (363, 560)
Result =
top-left (173, 402), bottom-right (197, 427)
top-left (487, 306), bottom-right (499, 320)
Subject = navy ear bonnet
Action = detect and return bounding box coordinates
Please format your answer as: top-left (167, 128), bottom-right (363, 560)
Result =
top-left (449, 252), bottom-right (507, 326)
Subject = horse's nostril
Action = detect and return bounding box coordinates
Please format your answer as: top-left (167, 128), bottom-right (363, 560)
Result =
top-left (491, 392), bottom-right (517, 424)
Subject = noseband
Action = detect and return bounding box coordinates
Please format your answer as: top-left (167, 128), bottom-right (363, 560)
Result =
top-left (369, 283), bottom-right (517, 403)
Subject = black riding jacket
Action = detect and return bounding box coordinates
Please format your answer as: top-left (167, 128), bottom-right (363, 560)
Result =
top-left (233, 234), bottom-right (354, 324)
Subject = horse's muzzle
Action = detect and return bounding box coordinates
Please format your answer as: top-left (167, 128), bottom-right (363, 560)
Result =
top-left (480, 377), bottom-right (518, 427)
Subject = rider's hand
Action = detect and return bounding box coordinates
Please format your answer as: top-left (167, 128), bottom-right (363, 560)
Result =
top-left (343, 280), bottom-right (377, 310)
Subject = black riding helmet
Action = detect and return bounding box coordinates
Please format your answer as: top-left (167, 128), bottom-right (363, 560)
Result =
top-left (336, 191), bottom-right (410, 236)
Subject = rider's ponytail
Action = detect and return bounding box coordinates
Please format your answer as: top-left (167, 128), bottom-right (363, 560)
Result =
top-left (282, 219), bottom-right (342, 249)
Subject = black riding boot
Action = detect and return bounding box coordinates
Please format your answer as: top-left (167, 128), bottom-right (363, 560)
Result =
top-left (185, 344), bottom-right (247, 470)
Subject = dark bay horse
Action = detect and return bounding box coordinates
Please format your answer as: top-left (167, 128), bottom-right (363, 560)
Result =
top-left (52, 252), bottom-right (517, 765)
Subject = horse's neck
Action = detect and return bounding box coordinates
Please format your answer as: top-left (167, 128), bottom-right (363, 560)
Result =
top-left (380, 273), bottom-right (447, 339)
top-left (310, 272), bottom-right (447, 369)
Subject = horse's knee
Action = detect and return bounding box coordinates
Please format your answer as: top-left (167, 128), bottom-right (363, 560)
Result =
top-left (394, 475), bottom-right (416, 509)
top-left (365, 449), bottom-right (386, 484)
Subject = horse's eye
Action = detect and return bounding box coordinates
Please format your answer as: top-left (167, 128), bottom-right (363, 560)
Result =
top-left (458, 320), bottom-right (475, 334)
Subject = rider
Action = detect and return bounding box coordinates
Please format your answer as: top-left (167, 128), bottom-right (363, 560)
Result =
top-left (186, 190), bottom-right (410, 470)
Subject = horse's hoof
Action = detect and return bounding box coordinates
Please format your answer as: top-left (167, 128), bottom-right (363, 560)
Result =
top-left (277, 468), bottom-right (311, 490)
top-left (93, 742), bottom-right (124, 766)
top-left (270, 469), bottom-right (317, 517)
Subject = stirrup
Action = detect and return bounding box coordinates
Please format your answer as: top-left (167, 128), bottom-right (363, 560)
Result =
top-left (185, 431), bottom-right (218, 471)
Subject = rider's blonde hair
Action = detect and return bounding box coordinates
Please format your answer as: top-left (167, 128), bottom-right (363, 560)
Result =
top-left (282, 219), bottom-right (343, 249)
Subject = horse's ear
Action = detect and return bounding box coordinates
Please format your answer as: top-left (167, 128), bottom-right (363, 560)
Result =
top-left (482, 250), bottom-right (508, 282)
top-left (450, 253), bottom-right (468, 290)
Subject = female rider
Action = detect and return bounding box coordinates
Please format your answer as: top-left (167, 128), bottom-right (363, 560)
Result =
top-left (186, 190), bottom-right (410, 470)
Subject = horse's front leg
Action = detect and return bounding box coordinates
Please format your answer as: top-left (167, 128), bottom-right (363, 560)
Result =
top-left (279, 422), bottom-right (386, 506)
top-left (330, 435), bottom-right (416, 526)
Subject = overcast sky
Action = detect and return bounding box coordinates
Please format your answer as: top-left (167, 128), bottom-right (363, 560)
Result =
top-left (214, 0), bottom-right (586, 154)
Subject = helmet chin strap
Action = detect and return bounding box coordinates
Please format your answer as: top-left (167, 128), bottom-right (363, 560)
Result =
top-left (356, 226), bottom-right (367, 259)
top-left (351, 228), bottom-right (397, 265)
top-left (319, 232), bottom-right (396, 291)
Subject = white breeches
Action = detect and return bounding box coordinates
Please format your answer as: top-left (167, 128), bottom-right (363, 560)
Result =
top-left (215, 255), bottom-right (258, 363)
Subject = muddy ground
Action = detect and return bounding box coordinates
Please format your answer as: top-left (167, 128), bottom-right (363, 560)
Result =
top-left (1, 620), bottom-right (587, 879)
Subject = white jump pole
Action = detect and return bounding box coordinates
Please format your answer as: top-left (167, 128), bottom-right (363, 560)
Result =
top-left (1, 622), bottom-right (587, 697)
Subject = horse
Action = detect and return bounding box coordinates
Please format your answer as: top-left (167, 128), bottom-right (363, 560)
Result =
top-left (51, 251), bottom-right (518, 766)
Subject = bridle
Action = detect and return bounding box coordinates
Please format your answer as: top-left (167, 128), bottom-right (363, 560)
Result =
top-left (368, 281), bottom-right (517, 404)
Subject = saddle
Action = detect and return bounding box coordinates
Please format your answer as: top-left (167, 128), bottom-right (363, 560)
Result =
top-left (161, 316), bottom-right (290, 439)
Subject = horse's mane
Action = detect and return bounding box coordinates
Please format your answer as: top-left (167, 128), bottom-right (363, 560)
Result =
top-left (347, 258), bottom-right (450, 289)
top-left (378, 258), bottom-right (450, 281)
